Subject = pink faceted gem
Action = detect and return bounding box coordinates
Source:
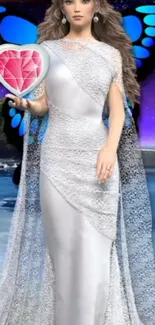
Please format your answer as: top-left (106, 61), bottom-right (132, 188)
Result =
top-left (0, 49), bottom-right (43, 92)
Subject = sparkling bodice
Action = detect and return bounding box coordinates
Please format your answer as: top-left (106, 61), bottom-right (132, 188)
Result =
top-left (40, 38), bottom-right (122, 121)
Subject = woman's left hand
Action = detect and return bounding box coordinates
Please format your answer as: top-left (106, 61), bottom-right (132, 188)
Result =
top-left (96, 144), bottom-right (117, 183)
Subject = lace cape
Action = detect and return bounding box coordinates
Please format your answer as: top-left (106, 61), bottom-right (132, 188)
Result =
top-left (0, 41), bottom-right (155, 325)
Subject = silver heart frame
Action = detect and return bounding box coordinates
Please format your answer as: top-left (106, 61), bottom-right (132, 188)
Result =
top-left (0, 43), bottom-right (50, 98)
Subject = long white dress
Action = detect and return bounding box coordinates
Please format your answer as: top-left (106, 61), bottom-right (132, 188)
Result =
top-left (0, 38), bottom-right (155, 325)
top-left (39, 38), bottom-right (120, 325)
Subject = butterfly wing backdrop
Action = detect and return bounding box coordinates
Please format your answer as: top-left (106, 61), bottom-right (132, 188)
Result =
top-left (0, 3), bottom-right (155, 145)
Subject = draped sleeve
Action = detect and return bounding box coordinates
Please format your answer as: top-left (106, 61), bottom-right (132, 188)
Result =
top-left (102, 48), bottom-right (132, 128)
top-left (111, 49), bottom-right (124, 94)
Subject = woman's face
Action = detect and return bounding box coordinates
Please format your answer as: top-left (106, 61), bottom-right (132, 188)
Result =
top-left (62, 0), bottom-right (97, 29)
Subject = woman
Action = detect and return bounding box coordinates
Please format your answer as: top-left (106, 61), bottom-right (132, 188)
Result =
top-left (0, 0), bottom-right (155, 324)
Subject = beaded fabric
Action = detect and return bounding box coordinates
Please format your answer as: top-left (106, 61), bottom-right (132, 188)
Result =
top-left (0, 38), bottom-right (154, 325)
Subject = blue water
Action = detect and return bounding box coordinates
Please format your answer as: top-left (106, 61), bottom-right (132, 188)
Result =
top-left (0, 167), bottom-right (155, 277)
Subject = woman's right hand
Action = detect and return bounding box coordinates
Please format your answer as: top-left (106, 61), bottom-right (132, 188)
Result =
top-left (5, 93), bottom-right (48, 117)
top-left (5, 94), bottom-right (33, 111)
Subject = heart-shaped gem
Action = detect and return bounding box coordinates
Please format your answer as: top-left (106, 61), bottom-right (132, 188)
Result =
top-left (0, 43), bottom-right (49, 97)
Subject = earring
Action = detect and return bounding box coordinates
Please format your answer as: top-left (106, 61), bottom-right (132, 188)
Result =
top-left (93, 13), bottom-right (99, 23)
top-left (62, 15), bottom-right (67, 24)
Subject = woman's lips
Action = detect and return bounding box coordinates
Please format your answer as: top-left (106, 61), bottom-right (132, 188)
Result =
top-left (73, 16), bottom-right (83, 19)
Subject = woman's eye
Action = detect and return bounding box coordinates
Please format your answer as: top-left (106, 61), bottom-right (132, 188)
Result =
top-left (82, 0), bottom-right (91, 3)
top-left (64, 0), bottom-right (72, 4)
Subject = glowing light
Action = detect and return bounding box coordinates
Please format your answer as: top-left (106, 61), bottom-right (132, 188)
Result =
top-left (0, 16), bottom-right (38, 44)
top-left (144, 15), bottom-right (155, 26)
top-left (123, 16), bottom-right (142, 42)
top-left (133, 45), bottom-right (150, 59)
top-left (142, 37), bottom-right (154, 47)
top-left (9, 108), bottom-right (16, 117)
top-left (0, 6), bottom-right (6, 13)
top-left (136, 59), bottom-right (143, 68)
top-left (11, 113), bottom-right (21, 128)
top-left (19, 115), bottom-right (27, 136)
top-left (136, 5), bottom-right (155, 14)
top-left (145, 27), bottom-right (155, 36)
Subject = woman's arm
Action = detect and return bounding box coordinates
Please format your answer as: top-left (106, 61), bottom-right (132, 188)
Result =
top-left (30, 94), bottom-right (49, 116)
top-left (96, 49), bottom-right (126, 183)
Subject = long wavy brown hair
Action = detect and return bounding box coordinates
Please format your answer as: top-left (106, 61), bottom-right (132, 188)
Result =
top-left (38, 0), bottom-right (140, 105)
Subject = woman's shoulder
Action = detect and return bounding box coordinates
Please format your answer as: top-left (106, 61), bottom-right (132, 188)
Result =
top-left (100, 41), bottom-right (121, 58)
top-left (40, 39), bottom-right (55, 47)
top-left (100, 41), bottom-right (122, 70)
top-left (39, 40), bottom-right (58, 56)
